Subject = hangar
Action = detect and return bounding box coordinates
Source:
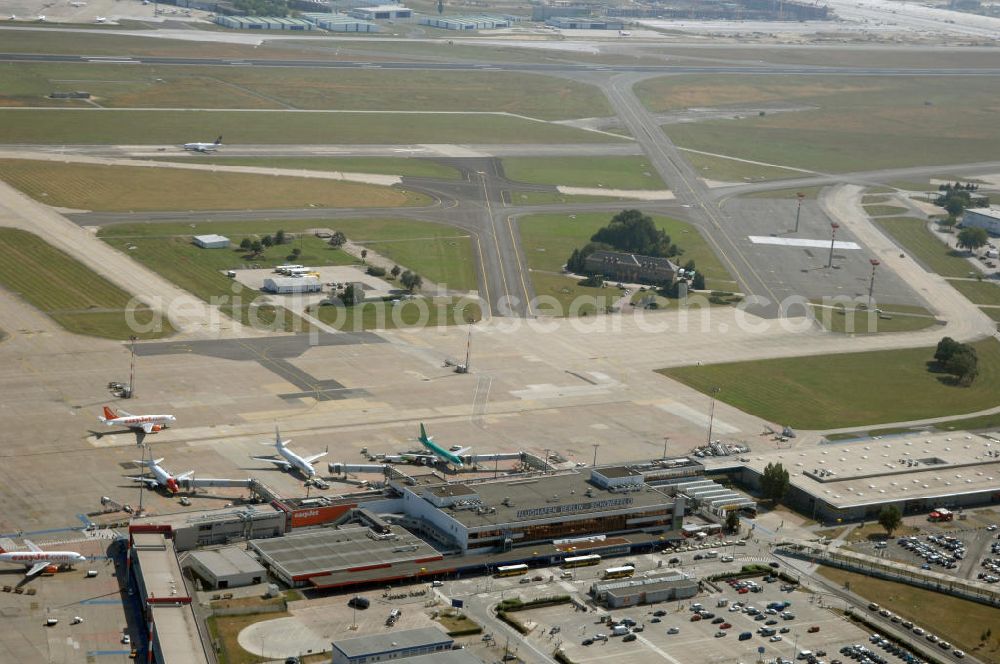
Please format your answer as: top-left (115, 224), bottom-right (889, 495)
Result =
top-left (263, 276), bottom-right (323, 294)
top-left (184, 546), bottom-right (266, 589)
top-left (192, 234), bottom-right (230, 249)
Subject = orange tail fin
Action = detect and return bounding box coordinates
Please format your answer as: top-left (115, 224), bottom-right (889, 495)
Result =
top-left (102, 406), bottom-right (117, 420)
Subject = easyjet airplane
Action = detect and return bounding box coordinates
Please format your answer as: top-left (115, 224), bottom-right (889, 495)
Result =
top-left (99, 406), bottom-right (175, 434)
top-left (0, 541), bottom-right (87, 577)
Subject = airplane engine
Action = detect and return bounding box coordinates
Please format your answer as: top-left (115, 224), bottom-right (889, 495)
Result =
top-left (149, 425), bottom-right (162, 433)
top-left (43, 565), bottom-right (59, 574)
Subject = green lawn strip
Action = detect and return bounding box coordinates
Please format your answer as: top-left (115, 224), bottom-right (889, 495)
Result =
top-left (500, 157), bottom-right (666, 190)
top-left (742, 186), bottom-right (827, 200)
top-left (0, 109), bottom-right (621, 145)
top-left (637, 75), bottom-right (1000, 172)
top-left (808, 304), bottom-right (940, 334)
top-left (517, 212), bottom-right (735, 290)
top-left (947, 279), bottom-right (1000, 306)
top-left (932, 411), bottom-right (1000, 432)
top-left (361, 237), bottom-right (478, 292)
top-left (0, 159), bottom-right (426, 211)
top-left (528, 271), bottom-right (620, 317)
top-left (658, 338), bottom-right (1000, 430)
top-left (0, 228), bottom-right (174, 339)
top-left (312, 297), bottom-right (480, 331)
top-left (507, 191), bottom-right (624, 205)
top-left (863, 204), bottom-right (909, 217)
top-left (817, 567), bottom-right (1000, 662)
top-left (874, 217), bottom-right (982, 279)
top-left (681, 150), bottom-right (804, 183)
top-left (980, 307), bottom-right (1000, 322)
top-left (151, 156), bottom-right (462, 180)
top-left (862, 195), bottom-right (891, 204)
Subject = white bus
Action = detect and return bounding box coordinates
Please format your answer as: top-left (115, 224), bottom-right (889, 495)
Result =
top-left (495, 564), bottom-right (529, 577)
top-left (602, 565), bottom-right (636, 580)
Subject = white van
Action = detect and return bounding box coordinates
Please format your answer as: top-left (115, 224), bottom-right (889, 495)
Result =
top-left (705, 550), bottom-right (719, 558)
top-left (797, 651), bottom-right (813, 660)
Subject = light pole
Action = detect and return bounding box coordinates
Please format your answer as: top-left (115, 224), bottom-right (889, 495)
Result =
top-left (867, 258), bottom-right (880, 309)
top-left (136, 442), bottom-right (148, 517)
top-left (591, 443), bottom-right (600, 467)
top-left (662, 436), bottom-right (670, 460)
top-left (794, 192), bottom-right (805, 233)
top-left (827, 222), bottom-right (840, 268)
top-left (707, 387), bottom-right (720, 445)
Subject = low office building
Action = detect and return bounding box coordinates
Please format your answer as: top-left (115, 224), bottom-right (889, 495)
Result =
top-left (193, 234), bottom-right (230, 249)
top-left (962, 206), bottom-right (1000, 235)
top-left (131, 504), bottom-right (286, 552)
top-left (590, 569), bottom-right (698, 607)
top-left (393, 469), bottom-right (683, 553)
top-left (583, 250), bottom-right (677, 285)
top-left (184, 547), bottom-right (266, 589)
top-left (263, 276), bottom-right (323, 294)
top-left (331, 626), bottom-right (454, 664)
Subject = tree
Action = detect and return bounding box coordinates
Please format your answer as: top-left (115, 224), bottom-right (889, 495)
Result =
top-left (691, 272), bottom-right (705, 290)
top-left (589, 209), bottom-right (679, 258)
top-left (725, 510), bottom-right (740, 534)
top-left (761, 462), bottom-right (790, 503)
top-left (878, 505), bottom-right (902, 538)
top-left (361, 249), bottom-right (368, 264)
top-left (275, 229), bottom-right (286, 245)
top-left (249, 240), bottom-right (263, 257)
top-left (945, 198), bottom-right (966, 219)
top-left (288, 247), bottom-right (301, 260)
top-left (329, 231), bottom-right (347, 248)
top-left (948, 345), bottom-right (979, 386)
top-left (261, 234), bottom-right (273, 248)
top-left (239, 237), bottom-right (252, 251)
top-left (400, 271), bottom-right (423, 292)
top-left (390, 265), bottom-right (401, 280)
top-left (437, 0), bottom-right (443, 13)
top-left (366, 265), bottom-right (386, 277)
top-left (341, 283), bottom-right (362, 306)
top-left (934, 336), bottom-right (961, 365)
top-left (957, 226), bottom-right (989, 252)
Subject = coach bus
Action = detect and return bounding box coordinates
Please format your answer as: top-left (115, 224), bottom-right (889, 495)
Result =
top-left (601, 565), bottom-right (636, 580)
top-left (562, 554), bottom-right (601, 568)
top-left (495, 564), bottom-right (529, 577)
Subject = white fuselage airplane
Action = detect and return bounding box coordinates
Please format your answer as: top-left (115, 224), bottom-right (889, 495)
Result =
top-left (183, 135), bottom-right (223, 153)
top-left (0, 541), bottom-right (87, 577)
top-left (128, 457), bottom-right (191, 494)
top-left (99, 406), bottom-right (175, 434)
top-left (252, 428), bottom-right (326, 479)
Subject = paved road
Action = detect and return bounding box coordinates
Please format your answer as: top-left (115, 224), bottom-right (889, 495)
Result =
top-left (3, 51), bottom-right (1000, 76)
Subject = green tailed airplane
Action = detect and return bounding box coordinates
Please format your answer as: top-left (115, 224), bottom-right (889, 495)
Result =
top-left (418, 424), bottom-right (470, 468)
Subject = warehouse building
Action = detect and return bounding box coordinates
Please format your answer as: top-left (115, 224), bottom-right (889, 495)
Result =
top-left (583, 250), bottom-right (677, 286)
top-left (214, 15), bottom-right (316, 29)
top-left (331, 627), bottom-right (455, 664)
top-left (193, 234), bottom-right (230, 249)
top-left (590, 569), bottom-right (698, 607)
top-left (717, 431), bottom-right (1000, 522)
top-left (348, 4), bottom-right (411, 19)
top-left (392, 469), bottom-right (683, 553)
top-left (128, 531), bottom-right (210, 664)
top-left (131, 504), bottom-right (286, 552)
top-left (300, 11), bottom-right (379, 30)
top-left (961, 206), bottom-right (1000, 236)
top-left (250, 525), bottom-right (442, 587)
top-left (184, 546), bottom-right (266, 589)
top-left (262, 276), bottom-right (323, 294)
top-left (545, 16), bottom-right (624, 29)
top-left (419, 14), bottom-right (511, 29)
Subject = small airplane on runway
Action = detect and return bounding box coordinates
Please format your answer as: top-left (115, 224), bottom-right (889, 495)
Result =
top-left (0, 541), bottom-right (87, 577)
top-left (418, 423), bottom-right (470, 468)
top-left (127, 457), bottom-right (193, 494)
top-left (183, 135), bottom-right (223, 153)
top-left (251, 427), bottom-right (327, 479)
top-left (99, 406), bottom-right (175, 435)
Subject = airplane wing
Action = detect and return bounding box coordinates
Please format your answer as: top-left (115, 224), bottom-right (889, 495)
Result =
top-left (176, 471), bottom-right (195, 482)
top-left (24, 540), bottom-right (41, 553)
top-left (26, 561), bottom-right (53, 577)
top-left (141, 422), bottom-right (156, 434)
top-left (303, 451), bottom-right (327, 464)
top-left (251, 456), bottom-right (291, 470)
top-left (126, 476), bottom-right (159, 489)
top-left (453, 447), bottom-right (471, 457)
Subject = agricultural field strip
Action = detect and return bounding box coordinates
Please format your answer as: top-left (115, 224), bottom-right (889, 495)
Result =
top-left (0, 151), bottom-right (402, 186)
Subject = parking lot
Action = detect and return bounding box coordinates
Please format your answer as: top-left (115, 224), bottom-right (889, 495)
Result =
top-left (850, 523), bottom-right (1000, 582)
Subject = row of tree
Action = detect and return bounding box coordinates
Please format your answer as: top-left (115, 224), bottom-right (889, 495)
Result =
top-left (934, 337), bottom-right (979, 386)
top-left (936, 185), bottom-right (990, 222)
top-left (565, 209), bottom-right (684, 276)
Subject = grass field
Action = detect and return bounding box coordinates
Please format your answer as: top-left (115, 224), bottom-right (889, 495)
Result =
top-left (864, 204), bottom-right (910, 217)
top-left (155, 157), bottom-right (461, 180)
top-left (313, 297), bottom-right (481, 331)
top-left (500, 157), bottom-right (666, 190)
top-left (0, 228), bottom-right (173, 339)
top-left (809, 304), bottom-right (939, 334)
top-left (529, 271), bottom-right (621, 317)
top-left (517, 212), bottom-right (736, 290)
top-left (507, 191), bottom-right (622, 205)
top-left (818, 567), bottom-right (1000, 664)
top-left (947, 278), bottom-right (1000, 306)
top-left (0, 160), bottom-right (426, 211)
top-left (981, 307), bottom-right (1000, 322)
top-left (658, 338), bottom-right (1000, 430)
top-left (742, 186), bottom-right (828, 200)
top-left (682, 150), bottom-right (805, 183)
top-left (636, 75), bottom-right (1000, 173)
top-left (862, 194), bottom-right (891, 205)
top-left (0, 109), bottom-right (621, 145)
top-left (875, 217), bottom-right (982, 279)
top-left (361, 236), bottom-right (478, 292)
top-left (0, 60), bottom-right (610, 120)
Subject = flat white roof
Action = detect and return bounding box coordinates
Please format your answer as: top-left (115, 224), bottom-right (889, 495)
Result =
top-left (964, 206), bottom-right (1000, 221)
top-left (193, 234), bottom-right (229, 242)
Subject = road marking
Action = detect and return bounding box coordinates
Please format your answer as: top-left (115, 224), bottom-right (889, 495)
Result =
top-left (506, 215), bottom-right (533, 316)
top-left (472, 234), bottom-right (492, 318)
top-left (480, 173), bottom-right (513, 311)
top-left (636, 633), bottom-right (686, 664)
